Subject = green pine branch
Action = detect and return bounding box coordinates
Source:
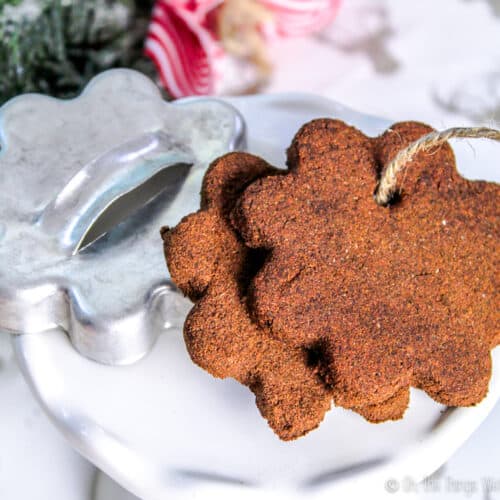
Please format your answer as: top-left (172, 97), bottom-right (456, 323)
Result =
top-left (0, 0), bottom-right (22, 13)
top-left (0, 0), bottom-right (157, 105)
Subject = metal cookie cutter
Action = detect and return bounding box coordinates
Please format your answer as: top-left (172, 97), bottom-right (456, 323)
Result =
top-left (0, 69), bottom-right (245, 365)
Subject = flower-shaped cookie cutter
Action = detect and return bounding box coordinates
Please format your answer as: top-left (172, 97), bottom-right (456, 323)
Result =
top-left (0, 69), bottom-right (245, 365)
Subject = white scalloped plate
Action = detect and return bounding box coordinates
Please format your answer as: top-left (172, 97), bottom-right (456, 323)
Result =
top-left (13, 92), bottom-right (500, 500)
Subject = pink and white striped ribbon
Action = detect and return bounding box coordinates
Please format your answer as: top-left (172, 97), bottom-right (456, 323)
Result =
top-left (145, 0), bottom-right (341, 98)
top-left (145, 1), bottom-right (223, 97)
top-left (260, 0), bottom-right (340, 37)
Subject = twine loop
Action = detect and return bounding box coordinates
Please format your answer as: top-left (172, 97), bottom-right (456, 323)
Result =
top-left (374, 127), bottom-right (500, 206)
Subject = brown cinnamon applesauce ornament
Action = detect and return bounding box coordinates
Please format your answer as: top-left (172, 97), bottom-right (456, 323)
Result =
top-left (163, 119), bottom-right (499, 440)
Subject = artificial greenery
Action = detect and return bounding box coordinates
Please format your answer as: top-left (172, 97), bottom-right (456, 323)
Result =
top-left (0, 0), bottom-right (157, 105)
top-left (0, 0), bottom-right (22, 13)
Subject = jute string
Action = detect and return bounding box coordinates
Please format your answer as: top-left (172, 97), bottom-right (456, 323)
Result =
top-left (374, 127), bottom-right (500, 206)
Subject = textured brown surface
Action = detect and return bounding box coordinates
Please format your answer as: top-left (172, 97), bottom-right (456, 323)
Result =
top-left (233, 119), bottom-right (500, 418)
top-left (163, 120), bottom-right (499, 438)
top-left (163, 152), bottom-right (333, 440)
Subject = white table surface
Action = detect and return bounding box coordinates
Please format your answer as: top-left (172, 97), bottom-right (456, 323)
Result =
top-left (1, 0), bottom-right (499, 498)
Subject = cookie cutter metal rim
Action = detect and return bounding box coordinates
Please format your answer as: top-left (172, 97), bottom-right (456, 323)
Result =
top-left (0, 89), bottom-right (246, 366)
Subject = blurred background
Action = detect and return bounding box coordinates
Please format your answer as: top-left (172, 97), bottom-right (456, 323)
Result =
top-left (0, 0), bottom-right (499, 498)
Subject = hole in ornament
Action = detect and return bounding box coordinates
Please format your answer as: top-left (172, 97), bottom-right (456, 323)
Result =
top-left (374, 186), bottom-right (402, 207)
top-left (78, 162), bottom-right (191, 252)
top-left (385, 189), bottom-right (402, 206)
